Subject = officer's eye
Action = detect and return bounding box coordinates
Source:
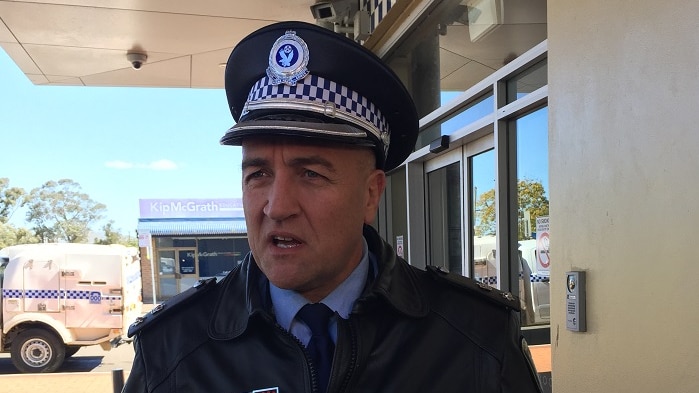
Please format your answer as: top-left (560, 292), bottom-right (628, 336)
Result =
top-left (244, 170), bottom-right (267, 183)
top-left (304, 169), bottom-right (321, 178)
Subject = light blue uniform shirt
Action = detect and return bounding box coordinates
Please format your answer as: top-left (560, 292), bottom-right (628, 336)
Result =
top-left (270, 238), bottom-right (371, 346)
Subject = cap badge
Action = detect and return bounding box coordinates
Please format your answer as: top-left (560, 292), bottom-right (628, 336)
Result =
top-left (267, 30), bottom-right (309, 86)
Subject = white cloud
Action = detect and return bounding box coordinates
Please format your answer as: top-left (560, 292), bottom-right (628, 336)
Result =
top-left (147, 159), bottom-right (178, 170)
top-left (105, 159), bottom-right (178, 171)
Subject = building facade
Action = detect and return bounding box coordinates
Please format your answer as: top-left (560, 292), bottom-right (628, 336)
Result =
top-left (136, 198), bottom-right (248, 303)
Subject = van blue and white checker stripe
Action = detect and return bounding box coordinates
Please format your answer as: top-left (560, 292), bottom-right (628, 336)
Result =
top-left (475, 274), bottom-right (550, 285)
top-left (1, 288), bottom-right (122, 303)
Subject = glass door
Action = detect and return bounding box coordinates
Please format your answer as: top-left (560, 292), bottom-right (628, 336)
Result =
top-left (176, 249), bottom-right (198, 290)
top-left (426, 149), bottom-right (463, 275)
top-left (425, 134), bottom-right (496, 281)
top-left (157, 248), bottom-right (198, 298)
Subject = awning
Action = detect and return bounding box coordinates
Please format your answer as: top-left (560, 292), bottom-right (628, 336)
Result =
top-left (137, 218), bottom-right (247, 236)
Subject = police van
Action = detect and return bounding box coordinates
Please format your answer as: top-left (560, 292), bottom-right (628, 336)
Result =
top-left (0, 243), bottom-right (142, 373)
top-left (473, 236), bottom-right (550, 325)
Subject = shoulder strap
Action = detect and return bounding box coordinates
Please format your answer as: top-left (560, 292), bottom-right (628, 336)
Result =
top-left (426, 265), bottom-right (521, 310)
top-left (128, 277), bottom-right (217, 337)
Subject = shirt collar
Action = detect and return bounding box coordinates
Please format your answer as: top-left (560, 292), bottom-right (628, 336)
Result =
top-left (270, 237), bottom-right (370, 331)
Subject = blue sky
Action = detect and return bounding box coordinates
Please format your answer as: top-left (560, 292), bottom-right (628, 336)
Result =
top-left (1, 48), bottom-right (243, 235)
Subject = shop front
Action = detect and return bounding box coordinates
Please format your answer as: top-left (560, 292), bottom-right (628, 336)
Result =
top-left (136, 198), bottom-right (248, 303)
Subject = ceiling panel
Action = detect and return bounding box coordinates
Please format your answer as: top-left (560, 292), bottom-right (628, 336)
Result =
top-left (0, 0), bottom-right (317, 87)
top-left (81, 55), bottom-right (193, 87)
top-left (0, 0), bottom-right (546, 93)
top-left (0, 16), bottom-right (14, 42)
top-left (0, 2), bottom-right (269, 53)
top-left (2, 42), bottom-right (41, 73)
top-left (3, 0), bottom-right (314, 20)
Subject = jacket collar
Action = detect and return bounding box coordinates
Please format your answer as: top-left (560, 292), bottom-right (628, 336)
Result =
top-left (208, 225), bottom-right (428, 340)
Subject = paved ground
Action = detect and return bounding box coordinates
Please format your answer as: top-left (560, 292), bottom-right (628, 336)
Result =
top-left (0, 305), bottom-right (155, 393)
top-left (0, 341), bottom-right (136, 393)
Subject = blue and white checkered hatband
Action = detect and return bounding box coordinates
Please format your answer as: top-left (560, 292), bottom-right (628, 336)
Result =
top-left (241, 74), bottom-right (391, 156)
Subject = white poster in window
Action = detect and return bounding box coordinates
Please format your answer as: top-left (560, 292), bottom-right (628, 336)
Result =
top-left (536, 216), bottom-right (550, 275)
top-left (396, 235), bottom-right (404, 258)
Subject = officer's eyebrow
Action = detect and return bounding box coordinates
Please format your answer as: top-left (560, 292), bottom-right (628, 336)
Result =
top-left (241, 157), bottom-right (268, 171)
top-left (286, 155), bottom-right (337, 173)
top-left (241, 155), bottom-right (337, 173)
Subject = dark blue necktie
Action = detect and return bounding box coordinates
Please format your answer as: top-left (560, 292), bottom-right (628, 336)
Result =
top-left (297, 303), bottom-right (335, 393)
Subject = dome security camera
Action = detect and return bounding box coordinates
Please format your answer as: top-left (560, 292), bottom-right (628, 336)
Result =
top-left (126, 52), bottom-right (148, 70)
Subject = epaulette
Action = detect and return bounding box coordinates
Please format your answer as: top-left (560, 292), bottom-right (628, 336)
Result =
top-left (426, 266), bottom-right (520, 311)
top-left (127, 277), bottom-right (217, 337)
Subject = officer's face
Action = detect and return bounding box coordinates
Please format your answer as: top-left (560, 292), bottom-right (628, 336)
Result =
top-left (241, 138), bottom-right (385, 302)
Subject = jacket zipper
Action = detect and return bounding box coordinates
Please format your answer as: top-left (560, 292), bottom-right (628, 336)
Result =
top-left (336, 316), bottom-right (359, 393)
top-left (272, 320), bottom-right (321, 393)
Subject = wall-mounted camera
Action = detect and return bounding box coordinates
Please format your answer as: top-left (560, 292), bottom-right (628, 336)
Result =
top-left (310, 1), bottom-right (335, 20)
top-left (310, 0), bottom-right (357, 23)
top-left (126, 52), bottom-right (148, 70)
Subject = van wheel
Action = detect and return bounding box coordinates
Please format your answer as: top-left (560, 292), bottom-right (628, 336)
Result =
top-left (65, 346), bottom-right (80, 358)
top-left (11, 328), bottom-right (66, 373)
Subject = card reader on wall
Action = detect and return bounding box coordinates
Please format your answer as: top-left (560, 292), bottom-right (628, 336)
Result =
top-left (566, 271), bottom-right (587, 332)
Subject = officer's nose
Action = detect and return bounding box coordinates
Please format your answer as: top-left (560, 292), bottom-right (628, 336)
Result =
top-left (262, 174), bottom-right (299, 221)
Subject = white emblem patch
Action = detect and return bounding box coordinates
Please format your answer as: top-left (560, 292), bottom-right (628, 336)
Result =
top-left (266, 30), bottom-right (309, 86)
top-left (252, 388), bottom-right (280, 393)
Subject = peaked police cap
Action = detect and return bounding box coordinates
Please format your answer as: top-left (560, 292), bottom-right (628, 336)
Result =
top-left (220, 21), bottom-right (419, 171)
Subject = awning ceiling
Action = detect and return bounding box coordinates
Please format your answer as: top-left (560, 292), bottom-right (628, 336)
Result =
top-left (137, 219), bottom-right (247, 236)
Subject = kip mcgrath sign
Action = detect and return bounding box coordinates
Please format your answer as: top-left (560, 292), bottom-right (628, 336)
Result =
top-left (139, 198), bottom-right (244, 219)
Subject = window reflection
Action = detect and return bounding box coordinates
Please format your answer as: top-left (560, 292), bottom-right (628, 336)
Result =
top-left (386, 0), bottom-right (547, 116)
top-left (506, 59), bottom-right (548, 103)
top-left (428, 162), bottom-right (462, 275)
top-left (417, 93), bottom-right (493, 149)
top-left (470, 149), bottom-right (497, 285)
top-left (513, 106), bottom-right (549, 326)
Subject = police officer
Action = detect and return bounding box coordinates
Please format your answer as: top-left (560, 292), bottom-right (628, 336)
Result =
top-left (123, 21), bottom-right (542, 393)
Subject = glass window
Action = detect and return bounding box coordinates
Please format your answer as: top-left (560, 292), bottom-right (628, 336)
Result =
top-left (155, 237), bottom-right (196, 248)
top-left (179, 250), bottom-right (196, 274)
top-left (427, 162), bottom-right (462, 274)
top-left (506, 59), bottom-right (548, 104)
top-left (389, 167), bottom-right (409, 261)
top-left (417, 93), bottom-right (494, 149)
top-left (513, 106), bottom-right (549, 326)
top-left (386, 0), bottom-right (547, 116)
top-left (159, 250), bottom-right (176, 275)
top-left (197, 238), bottom-right (250, 278)
top-left (470, 149), bottom-right (497, 285)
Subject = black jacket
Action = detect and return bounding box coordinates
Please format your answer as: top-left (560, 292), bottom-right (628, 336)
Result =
top-left (123, 226), bottom-right (542, 393)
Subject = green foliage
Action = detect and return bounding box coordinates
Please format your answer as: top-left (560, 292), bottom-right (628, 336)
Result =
top-left (474, 178), bottom-right (549, 240)
top-left (94, 221), bottom-right (139, 247)
top-left (0, 223), bottom-right (39, 249)
top-left (516, 178), bottom-right (549, 240)
top-left (474, 188), bottom-right (497, 236)
top-left (0, 178), bottom-right (137, 248)
top-left (0, 178), bottom-right (26, 224)
top-left (24, 179), bottom-right (107, 243)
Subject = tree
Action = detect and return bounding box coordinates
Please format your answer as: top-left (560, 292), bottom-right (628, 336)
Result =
top-left (474, 188), bottom-right (497, 236)
top-left (474, 178), bottom-right (549, 240)
top-left (0, 178), bottom-right (25, 224)
top-left (24, 179), bottom-right (107, 243)
top-left (94, 221), bottom-right (123, 245)
top-left (0, 223), bottom-right (40, 248)
top-left (94, 221), bottom-right (138, 247)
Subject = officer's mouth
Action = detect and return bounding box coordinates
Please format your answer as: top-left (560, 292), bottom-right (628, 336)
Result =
top-left (272, 235), bottom-right (302, 249)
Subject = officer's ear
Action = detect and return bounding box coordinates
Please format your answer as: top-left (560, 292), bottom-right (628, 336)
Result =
top-left (363, 168), bottom-right (385, 224)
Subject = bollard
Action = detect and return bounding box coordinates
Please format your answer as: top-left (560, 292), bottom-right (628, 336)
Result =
top-left (112, 368), bottom-right (125, 393)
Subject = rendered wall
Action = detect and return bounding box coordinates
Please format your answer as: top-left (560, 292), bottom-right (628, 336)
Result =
top-left (548, 1), bottom-right (699, 391)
